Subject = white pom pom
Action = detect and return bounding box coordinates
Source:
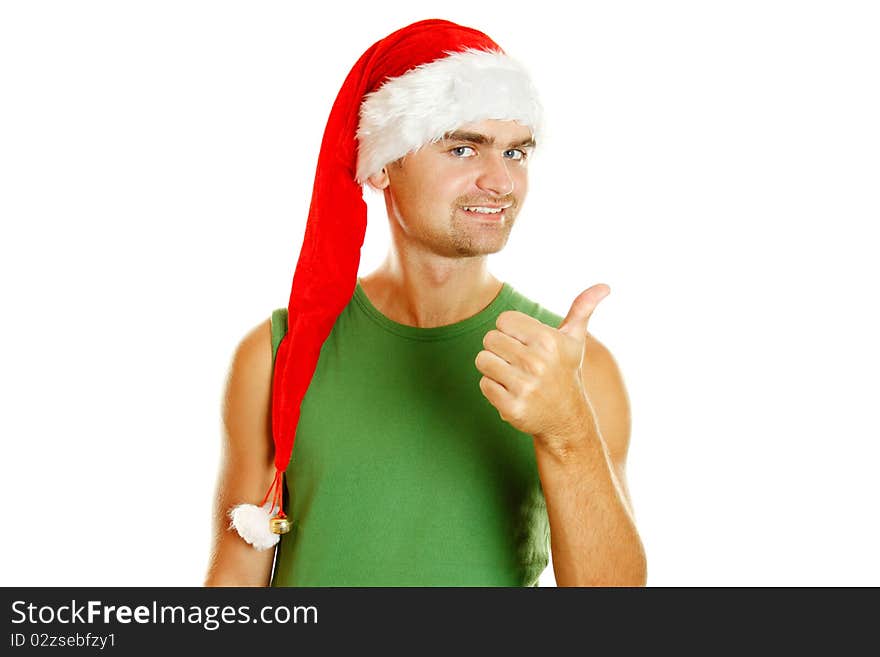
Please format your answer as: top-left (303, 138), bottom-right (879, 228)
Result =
top-left (228, 501), bottom-right (280, 551)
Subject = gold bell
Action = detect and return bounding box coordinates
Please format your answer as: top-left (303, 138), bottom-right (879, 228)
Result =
top-left (270, 516), bottom-right (291, 535)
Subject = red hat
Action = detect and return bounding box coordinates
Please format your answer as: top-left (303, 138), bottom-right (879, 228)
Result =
top-left (230, 18), bottom-right (544, 550)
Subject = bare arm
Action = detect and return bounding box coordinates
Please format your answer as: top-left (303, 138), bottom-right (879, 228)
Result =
top-left (476, 299), bottom-right (646, 586)
top-left (534, 333), bottom-right (647, 587)
top-left (204, 318), bottom-right (278, 586)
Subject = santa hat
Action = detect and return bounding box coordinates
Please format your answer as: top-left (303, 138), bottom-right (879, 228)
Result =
top-left (230, 18), bottom-right (544, 550)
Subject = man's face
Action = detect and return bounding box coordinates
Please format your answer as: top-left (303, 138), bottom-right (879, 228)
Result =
top-left (371, 119), bottom-right (535, 258)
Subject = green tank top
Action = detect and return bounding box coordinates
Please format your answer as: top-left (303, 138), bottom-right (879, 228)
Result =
top-left (269, 279), bottom-right (563, 586)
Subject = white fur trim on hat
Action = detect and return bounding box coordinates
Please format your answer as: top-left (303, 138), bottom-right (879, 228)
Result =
top-left (355, 47), bottom-right (543, 185)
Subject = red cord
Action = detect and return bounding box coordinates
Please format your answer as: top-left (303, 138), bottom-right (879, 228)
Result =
top-left (260, 469), bottom-right (282, 511)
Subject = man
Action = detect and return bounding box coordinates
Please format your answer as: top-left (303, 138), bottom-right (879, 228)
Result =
top-left (204, 19), bottom-right (646, 587)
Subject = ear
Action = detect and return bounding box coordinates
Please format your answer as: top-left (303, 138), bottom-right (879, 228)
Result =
top-left (365, 166), bottom-right (390, 191)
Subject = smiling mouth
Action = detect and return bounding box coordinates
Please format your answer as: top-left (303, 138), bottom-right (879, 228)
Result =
top-left (460, 206), bottom-right (508, 220)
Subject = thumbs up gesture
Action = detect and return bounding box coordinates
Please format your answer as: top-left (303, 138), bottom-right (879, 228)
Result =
top-left (476, 284), bottom-right (611, 441)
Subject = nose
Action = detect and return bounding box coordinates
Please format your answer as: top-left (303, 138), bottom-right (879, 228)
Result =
top-left (475, 153), bottom-right (515, 197)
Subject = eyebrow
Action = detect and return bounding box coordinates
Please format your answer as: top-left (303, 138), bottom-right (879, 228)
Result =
top-left (440, 130), bottom-right (537, 150)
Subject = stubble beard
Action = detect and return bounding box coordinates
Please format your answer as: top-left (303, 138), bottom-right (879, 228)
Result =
top-left (447, 204), bottom-right (519, 257)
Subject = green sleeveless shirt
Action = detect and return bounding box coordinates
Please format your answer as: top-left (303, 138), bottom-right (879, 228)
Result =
top-left (269, 279), bottom-right (563, 586)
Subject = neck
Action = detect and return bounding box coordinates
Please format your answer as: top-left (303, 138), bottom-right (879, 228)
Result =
top-left (358, 251), bottom-right (503, 328)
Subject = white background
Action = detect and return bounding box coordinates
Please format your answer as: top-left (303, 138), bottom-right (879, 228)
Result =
top-left (1, 1), bottom-right (878, 587)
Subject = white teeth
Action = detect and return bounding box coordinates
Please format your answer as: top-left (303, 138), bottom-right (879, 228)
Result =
top-left (464, 207), bottom-right (504, 214)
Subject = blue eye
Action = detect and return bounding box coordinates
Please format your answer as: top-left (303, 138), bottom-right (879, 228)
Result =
top-left (449, 146), bottom-right (529, 161)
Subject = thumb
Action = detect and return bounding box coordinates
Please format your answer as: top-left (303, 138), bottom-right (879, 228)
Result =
top-left (558, 284), bottom-right (611, 340)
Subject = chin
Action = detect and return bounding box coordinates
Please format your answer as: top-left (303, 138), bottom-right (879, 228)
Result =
top-left (452, 238), bottom-right (511, 257)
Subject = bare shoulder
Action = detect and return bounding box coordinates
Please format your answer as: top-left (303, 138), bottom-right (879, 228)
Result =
top-left (231, 317), bottom-right (273, 379)
top-left (581, 331), bottom-right (633, 473)
top-left (222, 317), bottom-right (274, 455)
